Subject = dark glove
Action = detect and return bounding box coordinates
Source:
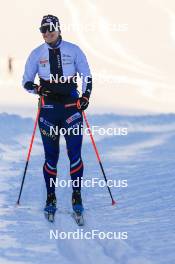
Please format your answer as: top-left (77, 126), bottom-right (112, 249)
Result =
top-left (34, 85), bottom-right (51, 96)
top-left (76, 96), bottom-right (89, 111)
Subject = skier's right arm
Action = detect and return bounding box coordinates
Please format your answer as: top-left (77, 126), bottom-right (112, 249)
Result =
top-left (22, 50), bottom-right (39, 94)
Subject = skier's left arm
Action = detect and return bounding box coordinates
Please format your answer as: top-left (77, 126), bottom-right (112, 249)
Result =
top-left (75, 47), bottom-right (92, 110)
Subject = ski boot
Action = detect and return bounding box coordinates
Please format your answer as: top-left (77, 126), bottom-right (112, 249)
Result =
top-left (72, 190), bottom-right (84, 226)
top-left (44, 192), bottom-right (57, 222)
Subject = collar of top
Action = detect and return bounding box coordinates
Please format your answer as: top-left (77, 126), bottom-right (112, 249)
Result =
top-left (45, 36), bottom-right (63, 49)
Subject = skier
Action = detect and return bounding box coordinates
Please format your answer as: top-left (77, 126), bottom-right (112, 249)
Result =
top-left (22, 15), bottom-right (92, 222)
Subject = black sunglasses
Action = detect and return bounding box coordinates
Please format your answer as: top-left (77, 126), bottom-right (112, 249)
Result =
top-left (39, 25), bottom-right (59, 33)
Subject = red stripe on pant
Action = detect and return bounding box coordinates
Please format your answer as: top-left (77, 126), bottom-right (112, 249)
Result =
top-left (70, 162), bottom-right (83, 175)
top-left (44, 164), bottom-right (57, 176)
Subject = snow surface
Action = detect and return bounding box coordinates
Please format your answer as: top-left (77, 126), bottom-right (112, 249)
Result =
top-left (0, 112), bottom-right (175, 264)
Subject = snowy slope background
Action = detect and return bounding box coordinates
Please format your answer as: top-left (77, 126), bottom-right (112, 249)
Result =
top-left (0, 112), bottom-right (175, 264)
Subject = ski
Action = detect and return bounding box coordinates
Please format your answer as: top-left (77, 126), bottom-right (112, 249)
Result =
top-left (72, 211), bottom-right (84, 226)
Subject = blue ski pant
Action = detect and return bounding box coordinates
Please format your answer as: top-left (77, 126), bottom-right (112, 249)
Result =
top-left (38, 101), bottom-right (84, 195)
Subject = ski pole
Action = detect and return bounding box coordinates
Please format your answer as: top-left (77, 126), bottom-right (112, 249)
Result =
top-left (82, 111), bottom-right (116, 205)
top-left (16, 97), bottom-right (43, 205)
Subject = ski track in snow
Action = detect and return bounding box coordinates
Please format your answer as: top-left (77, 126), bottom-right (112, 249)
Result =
top-left (0, 113), bottom-right (175, 264)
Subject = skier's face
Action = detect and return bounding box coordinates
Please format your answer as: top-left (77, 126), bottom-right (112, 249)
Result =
top-left (42, 30), bottom-right (59, 44)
